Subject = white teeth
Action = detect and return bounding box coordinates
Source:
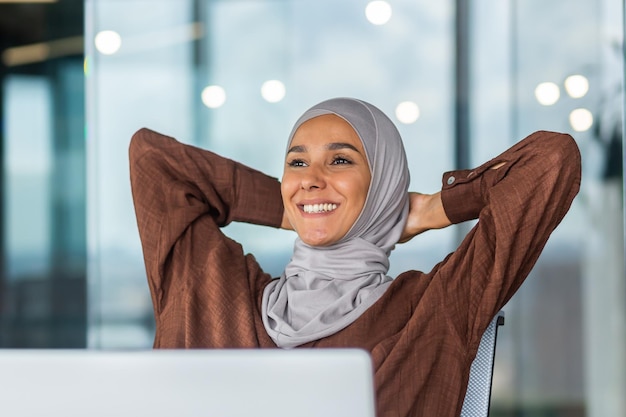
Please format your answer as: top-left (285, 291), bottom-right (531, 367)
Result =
top-left (303, 203), bottom-right (337, 213)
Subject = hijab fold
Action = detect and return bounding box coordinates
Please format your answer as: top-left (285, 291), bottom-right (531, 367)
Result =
top-left (261, 98), bottom-right (410, 348)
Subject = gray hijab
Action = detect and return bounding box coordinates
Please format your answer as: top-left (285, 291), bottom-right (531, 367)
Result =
top-left (261, 97), bottom-right (410, 348)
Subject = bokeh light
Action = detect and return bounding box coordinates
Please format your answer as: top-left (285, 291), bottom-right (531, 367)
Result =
top-left (261, 80), bottom-right (286, 103)
top-left (564, 75), bottom-right (589, 99)
top-left (365, 1), bottom-right (392, 25)
top-left (534, 82), bottom-right (560, 106)
top-left (569, 108), bottom-right (593, 132)
top-left (94, 30), bottom-right (122, 55)
top-left (395, 101), bottom-right (420, 124)
top-left (201, 85), bottom-right (226, 108)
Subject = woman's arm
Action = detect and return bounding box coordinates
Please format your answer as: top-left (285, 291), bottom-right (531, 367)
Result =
top-left (409, 131), bottom-right (581, 350)
top-left (398, 192), bottom-right (450, 243)
top-left (129, 128), bottom-right (284, 301)
top-left (399, 163), bottom-right (506, 242)
top-left (130, 128), bottom-right (284, 229)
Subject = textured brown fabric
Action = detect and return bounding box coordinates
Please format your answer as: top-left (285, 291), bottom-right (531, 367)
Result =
top-left (129, 128), bottom-right (581, 417)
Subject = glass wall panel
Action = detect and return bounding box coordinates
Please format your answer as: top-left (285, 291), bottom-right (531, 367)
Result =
top-left (471, 0), bottom-right (625, 416)
top-left (0, 0), bottom-right (86, 348)
top-left (86, 0), bottom-right (197, 349)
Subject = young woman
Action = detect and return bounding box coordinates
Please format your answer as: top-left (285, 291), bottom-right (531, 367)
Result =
top-left (130, 97), bottom-right (581, 417)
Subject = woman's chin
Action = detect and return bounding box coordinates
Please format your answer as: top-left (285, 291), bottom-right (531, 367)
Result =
top-left (301, 238), bottom-right (331, 247)
top-left (299, 231), bottom-right (336, 247)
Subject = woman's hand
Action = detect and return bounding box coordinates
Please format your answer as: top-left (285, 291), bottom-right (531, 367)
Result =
top-left (398, 192), bottom-right (452, 243)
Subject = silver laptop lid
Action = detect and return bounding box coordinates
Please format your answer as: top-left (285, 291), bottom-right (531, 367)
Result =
top-left (0, 348), bottom-right (376, 417)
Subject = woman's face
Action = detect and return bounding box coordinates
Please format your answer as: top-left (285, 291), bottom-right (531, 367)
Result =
top-left (281, 114), bottom-right (371, 247)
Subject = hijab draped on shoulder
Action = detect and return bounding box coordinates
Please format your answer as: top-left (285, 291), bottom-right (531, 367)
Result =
top-left (261, 97), bottom-right (410, 348)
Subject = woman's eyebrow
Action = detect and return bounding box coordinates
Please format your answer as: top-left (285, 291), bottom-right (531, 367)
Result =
top-left (326, 142), bottom-right (360, 152)
top-left (286, 142), bottom-right (360, 154)
top-left (287, 145), bottom-right (306, 154)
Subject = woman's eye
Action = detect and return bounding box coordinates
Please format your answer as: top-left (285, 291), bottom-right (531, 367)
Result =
top-left (332, 157), bottom-right (352, 165)
top-left (287, 159), bottom-right (306, 167)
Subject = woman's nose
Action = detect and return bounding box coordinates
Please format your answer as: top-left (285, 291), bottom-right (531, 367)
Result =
top-left (300, 166), bottom-right (326, 190)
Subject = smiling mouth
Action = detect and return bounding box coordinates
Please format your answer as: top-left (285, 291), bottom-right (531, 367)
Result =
top-left (302, 203), bottom-right (338, 214)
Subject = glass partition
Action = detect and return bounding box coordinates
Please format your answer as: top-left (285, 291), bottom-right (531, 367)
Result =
top-left (470, 1), bottom-right (625, 416)
top-left (86, 1), bottom-right (624, 415)
top-left (1, 0), bottom-right (86, 348)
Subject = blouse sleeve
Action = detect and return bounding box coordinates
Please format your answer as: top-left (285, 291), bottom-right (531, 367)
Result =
top-left (434, 130), bottom-right (581, 350)
top-left (128, 128), bottom-right (283, 306)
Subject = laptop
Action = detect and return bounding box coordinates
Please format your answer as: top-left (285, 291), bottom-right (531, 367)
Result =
top-left (0, 348), bottom-right (376, 417)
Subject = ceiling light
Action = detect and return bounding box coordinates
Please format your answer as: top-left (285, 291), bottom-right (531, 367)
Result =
top-left (2, 36), bottom-right (83, 67)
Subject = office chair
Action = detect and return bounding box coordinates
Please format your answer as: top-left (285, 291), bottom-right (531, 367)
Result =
top-left (460, 310), bottom-right (505, 417)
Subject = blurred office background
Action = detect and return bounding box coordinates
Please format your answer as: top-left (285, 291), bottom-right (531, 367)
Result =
top-left (0, 0), bottom-right (624, 416)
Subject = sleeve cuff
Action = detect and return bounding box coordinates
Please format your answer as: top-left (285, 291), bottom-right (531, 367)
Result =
top-left (440, 169), bottom-right (483, 224)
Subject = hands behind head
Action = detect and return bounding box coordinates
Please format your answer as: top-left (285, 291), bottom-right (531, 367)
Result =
top-left (399, 163), bottom-right (507, 243)
top-left (398, 192), bottom-right (452, 244)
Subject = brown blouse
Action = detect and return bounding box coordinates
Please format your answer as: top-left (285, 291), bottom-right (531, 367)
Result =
top-left (129, 129), bottom-right (581, 417)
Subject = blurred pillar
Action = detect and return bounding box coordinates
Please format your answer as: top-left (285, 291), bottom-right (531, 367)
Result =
top-left (454, 0), bottom-right (472, 244)
top-left (582, 1), bottom-right (626, 416)
top-left (583, 178), bottom-right (626, 417)
top-left (455, 0), bottom-right (470, 171)
top-left (0, 56), bottom-right (6, 347)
